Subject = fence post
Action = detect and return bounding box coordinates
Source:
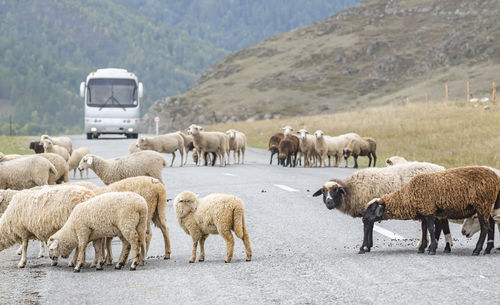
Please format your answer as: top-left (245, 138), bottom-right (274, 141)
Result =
top-left (466, 81), bottom-right (471, 103)
top-left (445, 84), bottom-right (449, 104)
top-left (492, 81), bottom-right (496, 104)
top-left (9, 115), bottom-right (12, 136)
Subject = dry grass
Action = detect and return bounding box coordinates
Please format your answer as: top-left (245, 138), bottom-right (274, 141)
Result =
top-left (208, 102), bottom-right (500, 168)
top-left (0, 136), bottom-right (34, 155)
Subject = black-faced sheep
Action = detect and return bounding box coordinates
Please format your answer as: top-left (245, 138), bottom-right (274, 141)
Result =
top-left (268, 132), bottom-right (284, 165)
top-left (343, 137), bottom-right (377, 168)
top-left (29, 141), bottom-right (44, 154)
top-left (40, 135), bottom-right (73, 154)
top-left (174, 191), bottom-right (252, 263)
top-left (363, 166), bottom-right (500, 256)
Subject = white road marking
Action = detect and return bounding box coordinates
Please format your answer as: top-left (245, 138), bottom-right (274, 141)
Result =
top-left (223, 173), bottom-right (237, 177)
top-left (274, 184), bottom-right (299, 192)
top-left (373, 225), bottom-right (407, 240)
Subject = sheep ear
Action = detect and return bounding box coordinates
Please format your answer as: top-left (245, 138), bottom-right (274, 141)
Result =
top-left (375, 204), bottom-right (385, 217)
top-left (312, 189), bottom-right (323, 197)
top-left (0, 195), bottom-right (3, 202)
top-left (87, 157), bottom-right (93, 165)
top-left (49, 240), bottom-right (59, 250)
top-left (338, 187), bottom-right (346, 195)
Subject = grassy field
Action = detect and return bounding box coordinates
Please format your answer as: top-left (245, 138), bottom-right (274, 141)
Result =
top-left (208, 102), bottom-right (500, 168)
top-left (0, 136), bottom-right (34, 155)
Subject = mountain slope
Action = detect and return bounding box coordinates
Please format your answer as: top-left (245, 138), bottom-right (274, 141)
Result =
top-left (143, 0), bottom-right (500, 133)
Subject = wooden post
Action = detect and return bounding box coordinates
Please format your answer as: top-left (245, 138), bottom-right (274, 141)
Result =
top-left (467, 81), bottom-right (471, 103)
top-left (9, 115), bottom-right (12, 136)
top-left (492, 81), bottom-right (496, 104)
top-left (445, 84), bottom-right (449, 104)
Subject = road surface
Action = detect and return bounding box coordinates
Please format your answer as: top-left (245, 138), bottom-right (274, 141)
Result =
top-left (1, 135), bottom-right (499, 304)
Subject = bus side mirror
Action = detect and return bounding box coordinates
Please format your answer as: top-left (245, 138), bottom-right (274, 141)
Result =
top-left (138, 82), bottom-right (143, 99)
top-left (80, 82), bottom-right (85, 98)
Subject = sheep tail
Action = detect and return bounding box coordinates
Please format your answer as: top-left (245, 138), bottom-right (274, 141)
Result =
top-left (48, 162), bottom-right (58, 177)
top-left (136, 205), bottom-right (148, 260)
top-left (152, 185), bottom-right (167, 228)
top-left (233, 206), bottom-right (245, 239)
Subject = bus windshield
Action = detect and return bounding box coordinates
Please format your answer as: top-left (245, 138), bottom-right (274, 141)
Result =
top-left (87, 79), bottom-right (138, 108)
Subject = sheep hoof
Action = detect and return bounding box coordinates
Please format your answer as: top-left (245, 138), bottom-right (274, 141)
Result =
top-left (444, 244), bottom-right (451, 253)
top-left (17, 264), bottom-right (25, 269)
top-left (428, 251), bottom-right (436, 255)
top-left (37, 254), bottom-right (44, 259)
top-left (115, 263), bottom-right (123, 270)
top-left (189, 260), bottom-right (195, 263)
top-left (130, 266), bottom-right (136, 271)
top-left (198, 258), bottom-right (204, 262)
top-left (246, 258), bottom-right (251, 262)
top-left (472, 252), bottom-right (480, 256)
top-left (96, 266), bottom-right (103, 271)
top-left (73, 268), bottom-right (81, 273)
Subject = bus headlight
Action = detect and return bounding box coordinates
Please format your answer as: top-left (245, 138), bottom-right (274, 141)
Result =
top-left (91, 127), bottom-right (97, 132)
top-left (128, 128), bottom-right (134, 132)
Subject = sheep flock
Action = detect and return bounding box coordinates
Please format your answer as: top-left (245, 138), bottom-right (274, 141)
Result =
top-left (0, 125), bottom-right (499, 274)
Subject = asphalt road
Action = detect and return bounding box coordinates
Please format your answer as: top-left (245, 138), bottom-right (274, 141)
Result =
top-left (1, 135), bottom-right (499, 305)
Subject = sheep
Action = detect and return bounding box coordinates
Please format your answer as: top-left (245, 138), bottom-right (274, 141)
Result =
top-left (95, 176), bottom-right (171, 262)
top-left (48, 192), bottom-right (148, 272)
top-left (187, 124), bottom-right (228, 167)
top-left (67, 147), bottom-right (91, 179)
top-left (343, 137), bottom-right (377, 168)
top-left (192, 149), bottom-right (216, 166)
top-left (0, 155), bottom-right (57, 190)
top-left (297, 129), bottom-right (319, 167)
top-left (320, 132), bottom-right (361, 167)
top-left (37, 153), bottom-right (69, 184)
top-left (268, 132), bottom-right (284, 165)
top-left (29, 141), bottom-right (44, 154)
top-left (281, 126), bottom-right (294, 136)
top-left (40, 135), bottom-right (73, 154)
top-left (128, 141), bottom-right (140, 154)
top-left (77, 150), bottom-right (166, 185)
top-left (312, 161), bottom-right (446, 252)
top-left (174, 191), bottom-right (252, 263)
top-left (178, 132), bottom-right (194, 165)
top-left (0, 185), bottom-right (95, 268)
top-left (226, 129), bottom-right (247, 164)
top-left (0, 152), bottom-right (23, 162)
top-left (42, 139), bottom-right (69, 161)
top-left (0, 189), bottom-right (19, 214)
top-left (136, 132), bottom-right (185, 167)
top-left (386, 156), bottom-right (408, 166)
top-left (363, 166), bottom-right (500, 256)
top-left (278, 135), bottom-right (300, 167)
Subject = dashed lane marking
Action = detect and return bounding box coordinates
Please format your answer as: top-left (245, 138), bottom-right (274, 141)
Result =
top-left (223, 173), bottom-right (237, 177)
top-left (373, 225), bottom-right (407, 240)
top-left (274, 184), bottom-right (299, 192)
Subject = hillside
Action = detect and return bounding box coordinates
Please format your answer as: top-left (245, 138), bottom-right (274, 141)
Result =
top-left (143, 0), bottom-right (500, 133)
top-left (0, 0), bottom-right (357, 135)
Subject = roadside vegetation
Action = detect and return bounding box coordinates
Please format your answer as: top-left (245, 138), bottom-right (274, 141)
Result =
top-left (208, 102), bottom-right (499, 168)
top-left (0, 136), bottom-right (34, 155)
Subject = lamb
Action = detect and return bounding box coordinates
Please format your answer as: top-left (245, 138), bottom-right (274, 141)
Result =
top-left (312, 162), bottom-right (447, 252)
top-left (77, 150), bottom-right (166, 185)
top-left (40, 135), bottom-right (73, 154)
top-left (0, 185), bottom-right (95, 268)
top-left (322, 132), bottom-right (361, 167)
top-left (192, 150), bottom-right (216, 166)
top-left (268, 132), bottom-right (284, 165)
top-left (278, 135), bottom-right (300, 167)
top-left (37, 153), bottom-right (69, 184)
top-left (0, 152), bottom-right (23, 162)
top-left (363, 166), bottom-right (500, 256)
top-left (67, 147), bottom-right (91, 179)
top-left (226, 129), bottom-right (247, 164)
top-left (95, 176), bottom-right (171, 261)
top-left (48, 192), bottom-right (148, 272)
top-left (343, 137), bottom-right (377, 168)
top-left (42, 139), bottom-right (69, 161)
top-left (0, 155), bottom-right (58, 190)
top-left (174, 191), bottom-right (252, 263)
top-left (187, 124), bottom-right (228, 167)
top-left (178, 132), bottom-right (194, 165)
top-left (128, 141), bottom-right (140, 154)
top-left (386, 156), bottom-right (408, 166)
top-left (29, 141), bottom-right (44, 154)
top-left (297, 129), bottom-right (319, 167)
top-left (136, 132), bottom-right (185, 167)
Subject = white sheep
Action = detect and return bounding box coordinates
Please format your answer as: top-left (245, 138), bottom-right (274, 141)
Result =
top-left (0, 155), bottom-right (57, 190)
top-left (174, 191), bottom-right (252, 263)
top-left (226, 129), bottom-right (247, 164)
top-left (297, 129), bottom-right (319, 167)
top-left (385, 156), bottom-right (408, 166)
top-left (281, 126), bottom-right (294, 136)
top-left (38, 153), bottom-right (69, 184)
top-left (48, 192), bottom-right (148, 272)
top-left (0, 189), bottom-right (19, 214)
top-left (128, 141), bottom-right (140, 154)
top-left (136, 132), bottom-right (185, 167)
top-left (178, 132), bottom-right (194, 165)
top-left (0, 152), bottom-right (23, 162)
top-left (323, 133), bottom-right (361, 167)
top-left (0, 185), bottom-right (95, 268)
top-left (42, 139), bottom-right (69, 161)
top-left (68, 147), bottom-right (91, 179)
top-left (40, 135), bottom-right (73, 154)
top-left (78, 150), bottom-right (166, 185)
top-left (187, 124), bottom-right (228, 167)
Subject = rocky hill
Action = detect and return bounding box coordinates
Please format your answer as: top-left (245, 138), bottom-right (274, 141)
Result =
top-left (143, 0), bottom-right (500, 133)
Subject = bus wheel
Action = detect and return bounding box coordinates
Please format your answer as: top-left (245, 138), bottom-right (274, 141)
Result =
top-left (87, 133), bottom-right (92, 140)
top-left (132, 133), bottom-right (138, 139)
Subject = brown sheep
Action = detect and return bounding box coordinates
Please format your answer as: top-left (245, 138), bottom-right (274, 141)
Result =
top-left (343, 137), bottom-right (377, 168)
top-left (278, 135), bottom-right (299, 167)
top-left (268, 132), bottom-right (284, 165)
top-left (363, 166), bottom-right (500, 256)
top-left (29, 141), bottom-right (44, 153)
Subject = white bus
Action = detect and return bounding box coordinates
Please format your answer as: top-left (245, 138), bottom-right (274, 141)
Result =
top-left (80, 68), bottom-right (143, 139)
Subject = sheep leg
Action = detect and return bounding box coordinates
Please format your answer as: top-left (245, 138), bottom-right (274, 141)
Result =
top-left (104, 237), bottom-right (113, 265)
top-left (38, 241), bottom-right (46, 258)
top-left (473, 217), bottom-right (489, 256)
top-left (353, 156), bottom-right (359, 168)
top-left (270, 151), bottom-right (275, 165)
top-left (198, 234), bottom-right (208, 262)
top-left (372, 152), bottom-right (377, 167)
top-left (74, 238), bottom-right (89, 272)
top-left (496, 223), bottom-right (500, 250)
top-left (127, 232), bottom-right (141, 271)
top-left (154, 216), bottom-right (171, 259)
top-left (418, 220), bottom-right (428, 253)
top-left (145, 227), bottom-right (153, 259)
top-left (426, 217), bottom-right (437, 255)
top-left (438, 219), bottom-right (452, 253)
top-left (18, 239), bottom-right (29, 268)
top-left (170, 153), bottom-right (175, 167)
top-left (115, 236), bottom-right (131, 269)
top-left (211, 152), bottom-right (217, 166)
top-left (199, 149), bottom-right (206, 167)
top-left (241, 147), bottom-right (245, 164)
top-left (367, 154), bottom-right (372, 167)
top-left (484, 216), bottom-right (495, 254)
top-left (73, 168), bottom-right (77, 179)
top-left (16, 244), bottom-right (22, 255)
top-left (91, 239), bottom-right (105, 270)
top-left (344, 156), bottom-right (348, 168)
top-left (179, 148), bottom-right (184, 167)
top-left (359, 219), bottom-right (373, 254)
top-left (233, 150), bottom-right (237, 164)
top-left (241, 230), bottom-right (252, 261)
top-left (220, 230), bottom-right (235, 263)
top-left (190, 238), bottom-right (199, 263)
top-left (68, 248), bottom-right (78, 267)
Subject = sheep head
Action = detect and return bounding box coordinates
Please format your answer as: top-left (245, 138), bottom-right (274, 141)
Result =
top-left (136, 137), bottom-right (148, 148)
top-left (363, 198), bottom-right (385, 223)
top-left (226, 129), bottom-right (237, 139)
top-left (281, 126), bottom-right (293, 136)
top-left (48, 236), bottom-right (73, 260)
top-left (42, 139), bottom-right (53, 151)
top-left (188, 124), bottom-right (203, 136)
top-left (343, 147), bottom-right (352, 159)
top-left (174, 191), bottom-right (198, 218)
top-left (39, 135), bottom-right (49, 144)
top-left (297, 129), bottom-right (308, 140)
top-left (314, 130), bottom-right (323, 139)
top-left (78, 154), bottom-right (93, 171)
top-left (312, 181), bottom-right (346, 210)
top-left (461, 215), bottom-right (480, 238)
